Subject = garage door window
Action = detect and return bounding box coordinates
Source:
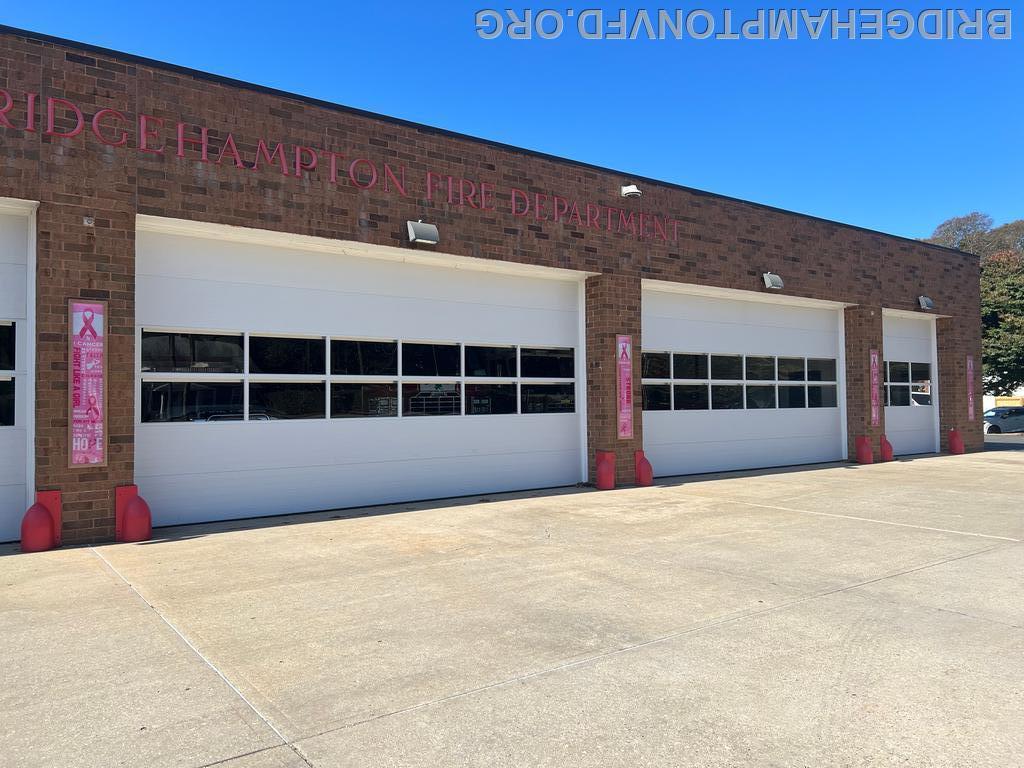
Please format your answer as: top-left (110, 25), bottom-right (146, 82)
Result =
top-left (642, 351), bottom-right (838, 411)
top-left (141, 381), bottom-right (244, 422)
top-left (0, 322), bottom-right (13, 427)
top-left (142, 331), bottom-right (243, 373)
top-left (331, 340), bottom-right (397, 376)
top-left (141, 330), bottom-right (575, 421)
top-left (885, 360), bottom-right (932, 406)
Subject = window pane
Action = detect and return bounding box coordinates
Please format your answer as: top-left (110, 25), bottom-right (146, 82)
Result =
top-left (889, 361), bottom-right (910, 383)
top-left (331, 340), bottom-right (397, 376)
top-left (778, 358), bottom-right (805, 381)
top-left (807, 359), bottom-right (836, 382)
top-left (0, 323), bottom-right (14, 370)
top-left (403, 343), bottom-right (460, 377)
top-left (889, 385), bottom-right (911, 407)
top-left (140, 381), bottom-right (244, 423)
top-left (249, 382), bottom-right (325, 419)
top-left (466, 383), bottom-right (517, 414)
top-left (711, 384), bottom-right (744, 409)
top-left (673, 353), bottom-right (708, 380)
top-left (249, 337), bottom-right (325, 375)
top-left (521, 383), bottom-right (575, 413)
top-left (745, 385), bottom-right (776, 409)
top-left (330, 382), bottom-right (397, 417)
top-left (465, 346), bottom-right (517, 377)
top-left (641, 352), bottom-right (670, 379)
top-left (808, 385), bottom-right (838, 408)
top-left (745, 356), bottom-right (775, 381)
top-left (710, 355), bottom-right (743, 380)
top-left (520, 348), bottom-right (574, 378)
top-left (141, 331), bottom-right (243, 374)
top-left (403, 382), bottom-right (461, 416)
top-left (911, 387), bottom-right (932, 406)
top-left (642, 384), bottom-right (671, 411)
top-left (884, 362), bottom-right (891, 383)
top-left (674, 384), bottom-right (708, 410)
top-left (0, 379), bottom-right (13, 426)
top-left (779, 385), bottom-right (806, 408)
top-left (911, 363), bottom-right (931, 384)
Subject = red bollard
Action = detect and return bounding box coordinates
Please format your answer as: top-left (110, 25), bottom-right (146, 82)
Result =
top-left (879, 435), bottom-right (894, 462)
top-left (20, 491), bottom-right (62, 553)
top-left (634, 450), bottom-right (653, 487)
top-left (20, 503), bottom-right (55, 553)
top-left (855, 435), bottom-right (874, 464)
top-left (595, 450), bottom-right (616, 491)
top-left (948, 429), bottom-right (965, 455)
top-left (116, 484), bottom-right (153, 542)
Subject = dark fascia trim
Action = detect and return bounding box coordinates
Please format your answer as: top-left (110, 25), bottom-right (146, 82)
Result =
top-left (0, 23), bottom-right (973, 260)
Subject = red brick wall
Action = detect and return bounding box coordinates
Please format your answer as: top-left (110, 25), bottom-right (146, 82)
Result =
top-left (0, 30), bottom-right (984, 542)
top-left (585, 274), bottom-right (643, 485)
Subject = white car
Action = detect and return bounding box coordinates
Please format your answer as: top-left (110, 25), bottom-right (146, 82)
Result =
top-left (984, 407), bottom-right (1024, 434)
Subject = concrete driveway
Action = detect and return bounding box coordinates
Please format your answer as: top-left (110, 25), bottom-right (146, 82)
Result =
top-left (2, 448), bottom-right (1023, 768)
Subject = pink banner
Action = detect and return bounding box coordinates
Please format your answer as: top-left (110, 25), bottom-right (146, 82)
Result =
top-left (967, 354), bottom-right (976, 421)
top-left (869, 348), bottom-right (881, 427)
top-left (616, 335), bottom-right (633, 439)
top-left (69, 300), bottom-right (107, 467)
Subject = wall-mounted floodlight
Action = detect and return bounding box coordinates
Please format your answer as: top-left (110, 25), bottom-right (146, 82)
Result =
top-left (407, 220), bottom-right (439, 245)
top-left (918, 295), bottom-right (935, 311)
top-left (620, 184), bottom-right (642, 198)
top-left (762, 272), bottom-right (784, 290)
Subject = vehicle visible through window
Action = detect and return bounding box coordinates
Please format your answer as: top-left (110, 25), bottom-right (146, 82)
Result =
top-left (331, 382), bottom-right (398, 418)
top-left (465, 383), bottom-right (517, 414)
top-left (403, 382), bottom-right (461, 416)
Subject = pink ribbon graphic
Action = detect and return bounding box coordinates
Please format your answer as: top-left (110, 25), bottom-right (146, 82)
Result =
top-left (79, 309), bottom-right (98, 339)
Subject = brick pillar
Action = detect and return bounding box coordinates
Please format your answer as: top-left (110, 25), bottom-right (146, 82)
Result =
top-left (843, 305), bottom-right (885, 461)
top-left (937, 317), bottom-right (984, 453)
top-left (35, 203), bottom-right (136, 544)
top-left (585, 273), bottom-right (643, 486)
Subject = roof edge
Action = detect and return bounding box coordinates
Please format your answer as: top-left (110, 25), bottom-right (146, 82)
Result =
top-left (0, 23), bottom-right (974, 261)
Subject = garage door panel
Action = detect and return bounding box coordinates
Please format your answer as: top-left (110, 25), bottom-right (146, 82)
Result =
top-left (882, 314), bottom-right (937, 455)
top-left (137, 226), bottom-right (583, 528)
top-left (140, 274), bottom-right (577, 347)
top-left (139, 444), bottom-right (580, 528)
top-left (137, 416), bottom-right (579, 477)
top-left (885, 407), bottom-right (936, 455)
top-left (642, 288), bottom-right (844, 477)
top-left (644, 410), bottom-right (842, 476)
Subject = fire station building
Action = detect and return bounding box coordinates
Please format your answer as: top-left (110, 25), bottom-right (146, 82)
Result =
top-left (0, 26), bottom-right (983, 544)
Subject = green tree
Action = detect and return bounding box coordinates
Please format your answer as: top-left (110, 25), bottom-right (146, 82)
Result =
top-left (980, 250), bottom-right (1024, 395)
top-left (926, 214), bottom-right (1024, 394)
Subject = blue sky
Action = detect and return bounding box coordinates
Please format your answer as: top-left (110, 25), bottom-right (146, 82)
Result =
top-left (2, 1), bottom-right (1019, 239)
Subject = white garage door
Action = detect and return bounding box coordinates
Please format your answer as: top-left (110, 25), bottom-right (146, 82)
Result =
top-left (642, 287), bottom-right (846, 477)
top-left (883, 312), bottom-right (938, 455)
top-left (135, 219), bottom-right (585, 528)
top-left (0, 204), bottom-right (33, 542)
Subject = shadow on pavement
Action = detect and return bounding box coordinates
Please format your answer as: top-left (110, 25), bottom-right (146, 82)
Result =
top-left (985, 435), bottom-right (1024, 451)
